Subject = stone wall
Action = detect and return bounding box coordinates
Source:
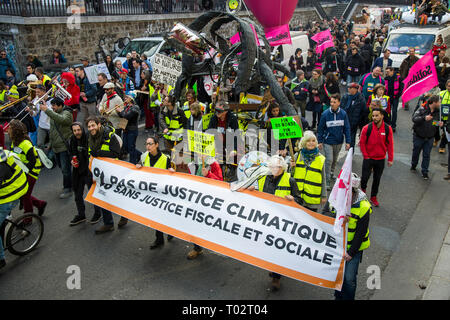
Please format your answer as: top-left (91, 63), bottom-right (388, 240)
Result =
top-left (0, 6), bottom-right (324, 78)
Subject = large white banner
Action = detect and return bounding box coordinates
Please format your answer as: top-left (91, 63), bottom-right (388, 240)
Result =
top-left (151, 53), bottom-right (182, 87)
top-left (86, 158), bottom-right (346, 290)
top-left (85, 63), bottom-right (112, 84)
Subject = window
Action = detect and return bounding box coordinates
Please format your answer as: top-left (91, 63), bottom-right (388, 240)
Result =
top-left (119, 40), bottom-right (163, 57)
top-left (385, 33), bottom-right (436, 55)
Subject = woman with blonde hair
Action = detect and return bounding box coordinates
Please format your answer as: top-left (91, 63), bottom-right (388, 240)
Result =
top-left (291, 130), bottom-right (327, 211)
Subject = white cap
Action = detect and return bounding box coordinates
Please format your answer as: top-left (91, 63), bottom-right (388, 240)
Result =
top-left (103, 82), bottom-right (115, 89)
top-left (26, 74), bottom-right (38, 82)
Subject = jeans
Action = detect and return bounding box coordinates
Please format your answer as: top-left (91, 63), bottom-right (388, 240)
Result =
top-left (323, 143), bottom-right (342, 183)
top-left (391, 98), bottom-right (399, 130)
top-left (55, 151), bottom-right (72, 190)
top-left (439, 128), bottom-right (448, 149)
top-left (361, 159), bottom-right (385, 197)
top-left (0, 200), bottom-right (19, 260)
top-left (73, 173), bottom-right (100, 218)
top-left (411, 134), bottom-right (434, 175)
top-left (37, 127), bottom-right (49, 149)
top-left (123, 129), bottom-right (140, 164)
top-left (334, 250), bottom-right (363, 300)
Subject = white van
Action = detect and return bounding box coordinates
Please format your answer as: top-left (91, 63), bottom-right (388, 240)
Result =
top-left (113, 37), bottom-right (170, 64)
top-left (272, 31), bottom-right (310, 69)
top-left (381, 24), bottom-right (450, 69)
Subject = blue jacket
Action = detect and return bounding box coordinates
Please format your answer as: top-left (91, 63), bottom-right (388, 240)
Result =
top-left (372, 57), bottom-right (392, 71)
top-left (0, 57), bottom-right (16, 82)
top-left (317, 107), bottom-right (351, 145)
top-left (76, 76), bottom-right (97, 103)
top-left (340, 92), bottom-right (366, 130)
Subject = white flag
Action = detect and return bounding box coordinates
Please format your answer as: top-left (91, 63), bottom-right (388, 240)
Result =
top-left (329, 148), bottom-right (353, 234)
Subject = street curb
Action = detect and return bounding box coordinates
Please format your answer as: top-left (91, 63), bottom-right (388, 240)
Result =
top-left (422, 228), bottom-right (450, 300)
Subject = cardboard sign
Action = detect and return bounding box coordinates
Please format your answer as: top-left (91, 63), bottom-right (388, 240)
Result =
top-left (187, 130), bottom-right (215, 157)
top-left (270, 116), bottom-right (303, 140)
top-left (85, 63), bottom-right (111, 84)
top-left (151, 53), bottom-right (182, 88)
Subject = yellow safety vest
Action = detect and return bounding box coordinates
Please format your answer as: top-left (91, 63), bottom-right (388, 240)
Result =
top-left (0, 89), bottom-right (6, 102)
top-left (164, 113), bottom-right (183, 142)
top-left (258, 172), bottom-right (292, 198)
top-left (347, 199), bottom-right (372, 251)
top-left (149, 84), bottom-right (157, 108)
top-left (369, 95), bottom-right (390, 120)
top-left (88, 129), bottom-right (114, 155)
top-left (41, 74), bottom-right (56, 95)
top-left (11, 139), bottom-right (43, 180)
top-left (440, 90), bottom-right (449, 121)
top-left (143, 152), bottom-right (168, 169)
top-left (293, 154), bottom-right (325, 205)
top-left (183, 101), bottom-right (205, 119)
top-left (0, 151), bottom-right (29, 204)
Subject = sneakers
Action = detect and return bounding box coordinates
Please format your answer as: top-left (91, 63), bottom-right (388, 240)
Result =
top-left (370, 196), bottom-right (379, 207)
top-left (439, 148), bottom-right (446, 153)
top-left (95, 225), bottom-right (114, 234)
top-left (59, 189), bottom-right (72, 199)
top-left (117, 217), bottom-right (128, 228)
top-left (38, 201), bottom-right (47, 216)
top-left (70, 215), bottom-right (86, 226)
top-left (433, 141), bottom-right (438, 147)
top-left (149, 240), bottom-right (164, 250)
top-left (410, 166), bottom-right (417, 172)
top-left (444, 174), bottom-right (450, 180)
top-left (422, 173), bottom-right (430, 180)
top-left (187, 249), bottom-right (203, 260)
top-left (90, 213), bottom-right (101, 224)
top-left (0, 259), bottom-right (5, 269)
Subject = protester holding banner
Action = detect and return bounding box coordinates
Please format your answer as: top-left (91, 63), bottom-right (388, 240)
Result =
top-left (248, 155), bottom-right (302, 291)
top-left (411, 95), bottom-right (443, 180)
top-left (263, 102), bottom-right (287, 156)
top-left (399, 48), bottom-right (420, 110)
top-left (86, 116), bottom-right (125, 233)
top-left (68, 122), bottom-right (101, 226)
top-left (329, 173), bottom-right (372, 300)
top-left (359, 108), bottom-right (394, 207)
top-left (136, 136), bottom-right (175, 249)
top-left (291, 130), bottom-right (327, 212)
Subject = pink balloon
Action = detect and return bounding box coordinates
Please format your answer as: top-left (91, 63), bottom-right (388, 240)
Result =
top-left (244, 0), bottom-right (299, 29)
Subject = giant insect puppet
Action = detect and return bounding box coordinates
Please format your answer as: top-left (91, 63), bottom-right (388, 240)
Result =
top-left (165, 0), bottom-right (300, 117)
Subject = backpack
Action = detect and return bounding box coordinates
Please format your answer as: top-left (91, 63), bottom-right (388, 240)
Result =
top-left (366, 122), bottom-right (391, 147)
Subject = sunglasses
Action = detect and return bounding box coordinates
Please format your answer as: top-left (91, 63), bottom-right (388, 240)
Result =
top-left (146, 142), bottom-right (155, 146)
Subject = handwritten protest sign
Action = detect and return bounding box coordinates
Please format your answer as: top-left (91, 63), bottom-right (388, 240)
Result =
top-left (85, 63), bottom-right (111, 84)
top-left (270, 116), bottom-right (303, 140)
top-left (151, 53), bottom-right (182, 87)
top-left (187, 130), bottom-right (215, 157)
top-left (86, 158), bottom-right (346, 289)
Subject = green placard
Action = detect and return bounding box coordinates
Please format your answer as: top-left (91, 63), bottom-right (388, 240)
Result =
top-left (270, 116), bottom-right (303, 140)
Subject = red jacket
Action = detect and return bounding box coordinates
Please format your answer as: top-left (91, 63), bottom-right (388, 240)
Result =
top-left (359, 121), bottom-right (394, 162)
top-left (60, 72), bottom-right (80, 106)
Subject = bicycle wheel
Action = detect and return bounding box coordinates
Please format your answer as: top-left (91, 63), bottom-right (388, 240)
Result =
top-left (5, 213), bottom-right (44, 256)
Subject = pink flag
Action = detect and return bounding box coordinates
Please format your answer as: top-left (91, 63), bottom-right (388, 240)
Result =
top-left (311, 29), bottom-right (334, 55)
top-left (401, 50), bottom-right (439, 104)
top-left (230, 24), bottom-right (260, 46)
top-left (265, 24), bottom-right (291, 46)
top-left (328, 148), bottom-right (353, 234)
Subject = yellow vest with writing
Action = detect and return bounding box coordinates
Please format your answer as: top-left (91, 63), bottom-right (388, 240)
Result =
top-left (12, 139), bottom-right (42, 180)
top-left (143, 152), bottom-right (168, 169)
top-left (0, 151), bottom-right (29, 204)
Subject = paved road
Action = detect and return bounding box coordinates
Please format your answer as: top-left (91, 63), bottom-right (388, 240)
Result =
top-left (0, 98), bottom-right (448, 300)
